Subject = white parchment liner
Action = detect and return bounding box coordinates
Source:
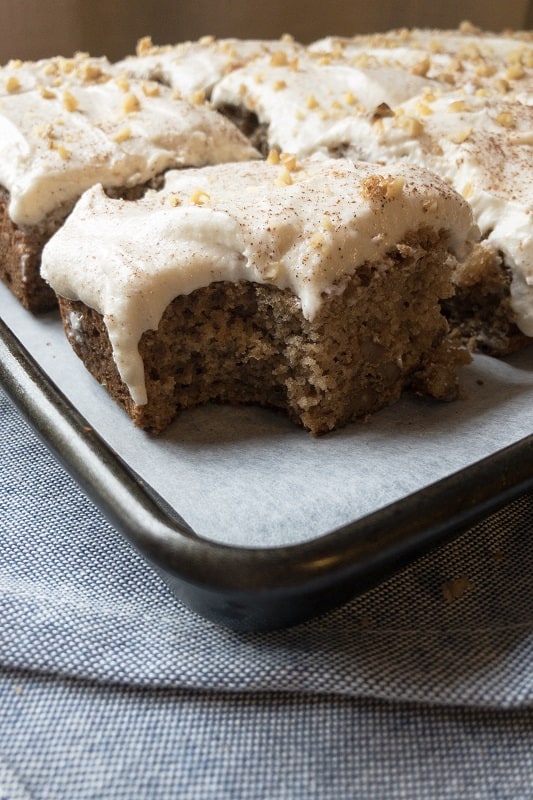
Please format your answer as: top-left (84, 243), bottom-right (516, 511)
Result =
top-left (2, 281), bottom-right (532, 548)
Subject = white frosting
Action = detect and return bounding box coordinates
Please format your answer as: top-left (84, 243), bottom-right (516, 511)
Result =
top-left (41, 157), bottom-right (477, 405)
top-left (116, 36), bottom-right (303, 99)
top-left (310, 28), bottom-right (533, 100)
top-left (211, 53), bottom-right (439, 155)
top-left (0, 79), bottom-right (258, 226)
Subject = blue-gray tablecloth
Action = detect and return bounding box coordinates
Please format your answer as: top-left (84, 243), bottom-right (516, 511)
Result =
top-left (1, 387), bottom-right (532, 799)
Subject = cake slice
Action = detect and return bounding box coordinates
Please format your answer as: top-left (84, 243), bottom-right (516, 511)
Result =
top-left (0, 62), bottom-right (258, 312)
top-left (315, 91), bottom-right (533, 354)
top-left (41, 157), bottom-right (477, 435)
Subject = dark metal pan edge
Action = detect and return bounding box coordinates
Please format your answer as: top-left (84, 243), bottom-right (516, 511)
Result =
top-left (2, 316), bottom-right (533, 631)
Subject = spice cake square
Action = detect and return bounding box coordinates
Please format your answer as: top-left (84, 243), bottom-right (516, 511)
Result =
top-left (41, 156), bottom-right (477, 434)
top-left (0, 59), bottom-right (258, 312)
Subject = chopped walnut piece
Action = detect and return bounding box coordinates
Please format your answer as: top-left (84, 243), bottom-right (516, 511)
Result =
top-left (141, 80), bottom-right (160, 97)
top-left (266, 149), bottom-right (280, 165)
top-left (39, 86), bottom-right (57, 100)
top-left (189, 90), bottom-right (206, 105)
top-left (112, 126), bottom-right (132, 143)
top-left (82, 63), bottom-right (104, 82)
top-left (411, 55), bottom-right (431, 76)
top-left (495, 111), bottom-right (515, 128)
top-left (505, 63), bottom-right (525, 80)
top-left (49, 140), bottom-right (71, 160)
top-left (122, 92), bottom-right (141, 114)
top-left (447, 99), bottom-right (467, 113)
top-left (270, 51), bottom-right (288, 67)
top-left (115, 75), bottom-right (130, 92)
top-left (188, 189), bottom-right (210, 205)
top-left (361, 174), bottom-right (405, 202)
top-left (62, 90), bottom-right (79, 111)
top-left (449, 126), bottom-right (473, 144)
top-left (279, 152), bottom-right (299, 171)
top-left (136, 36), bottom-right (154, 56)
top-left (494, 78), bottom-right (510, 94)
top-left (5, 76), bottom-right (20, 93)
top-left (415, 101), bottom-right (433, 116)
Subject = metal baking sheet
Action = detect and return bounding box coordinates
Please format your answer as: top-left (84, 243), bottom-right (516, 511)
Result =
top-left (2, 279), bottom-right (533, 630)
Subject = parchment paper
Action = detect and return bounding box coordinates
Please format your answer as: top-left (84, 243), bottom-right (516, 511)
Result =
top-left (2, 281), bottom-right (532, 547)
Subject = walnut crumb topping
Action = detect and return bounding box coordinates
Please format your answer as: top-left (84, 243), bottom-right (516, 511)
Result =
top-left (495, 110), bottom-right (515, 128)
top-left (188, 189), bottom-right (210, 205)
top-left (136, 36), bottom-right (154, 56)
top-left (275, 167), bottom-right (293, 186)
top-left (270, 51), bottom-right (288, 67)
top-left (279, 152), bottom-right (300, 171)
top-left (361, 174), bottom-right (405, 202)
top-left (62, 90), bottom-right (79, 112)
top-left (115, 75), bottom-right (130, 93)
top-left (396, 115), bottom-right (424, 137)
top-left (189, 90), bottom-right (206, 105)
top-left (49, 140), bottom-right (71, 160)
top-left (266, 149), bottom-right (280, 165)
top-left (449, 126), bottom-right (473, 144)
top-left (410, 55), bottom-right (431, 77)
top-left (447, 99), bottom-right (467, 113)
top-left (122, 93), bottom-right (141, 114)
top-left (112, 126), bottom-right (132, 143)
top-left (141, 80), bottom-right (160, 98)
top-left (39, 86), bottom-right (57, 100)
top-left (5, 76), bottom-right (21, 93)
top-left (82, 63), bottom-right (104, 82)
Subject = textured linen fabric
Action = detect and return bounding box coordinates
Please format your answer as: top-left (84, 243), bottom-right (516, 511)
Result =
top-left (1, 385), bottom-right (532, 799)
top-left (1, 671), bottom-right (532, 800)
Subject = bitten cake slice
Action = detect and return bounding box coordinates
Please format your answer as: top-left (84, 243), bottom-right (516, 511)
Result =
top-left (0, 63), bottom-right (258, 312)
top-left (41, 157), bottom-right (477, 435)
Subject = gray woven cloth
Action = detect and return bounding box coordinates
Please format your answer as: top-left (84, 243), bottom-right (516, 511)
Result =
top-left (1, 386), bottom-right (532, 799)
